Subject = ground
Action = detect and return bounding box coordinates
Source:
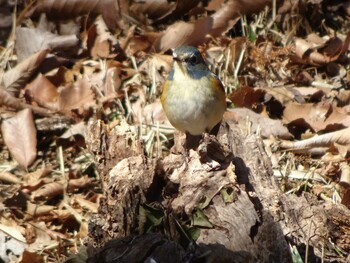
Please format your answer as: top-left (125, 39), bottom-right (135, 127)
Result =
top-left (0, 1), bottom-right (350, 262)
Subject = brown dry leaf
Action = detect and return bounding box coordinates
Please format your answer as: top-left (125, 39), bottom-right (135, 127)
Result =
top-left (229, 86), bottom-right (266, 109)
top-left (260, 86), bottom-right (296, 105)
top-left (45, 66), bottom-right (75, 87)
top-left (283, 102), bottom-right (350, 132)
top-left (19, 250), bottom-right (44, 263)
top-left (1, 49), bottom-right (49, 96)
top-left (279, 127), bottom-right (350, 150)
top-left (205, 46), bottom-right (226, 66)
top-left (224, 108), bottom-right (293, 139)
top-left (27, 222), bottom-right (57, 252)
top-left (124, 31), bottom-right (162, 55)
top-left (77, 220), bottom-right (89, 238)
top-left (153, 0), bottom-right (270, 51)
top-left (0, 223), bottom-right (26, 243)
top-left (294, 70), bottom-right (315, 86)
top-left (67, 176), bottom-right (93, 192)
top-left (71, 194), bottom-right (98, 213)
top-left (87, 16), bottom-right (120, 59)
top-left (74, 61), bottom-right (122, 96)
top-left (295, 38), bottom-right (318, 62)
top-left (0, 172), bottom-right (21, 184)
top-left (141, 100), bottom-right (171, 127)
top-left (294, 31), bottom-right (350, 65)
top-left (57, 78), bottom-right (95, 114)
top-left (206, 0), bottom-right (226, 11)
top-left (335, 89), bottom-right (350, 107)
top-left (26, 201), bottom-right (55, 217)
top-left (22, 179), bottom-right (47, 193)
top-left (1, 109), bottom-right (37, 168)
top-left (0, 88), bottom-right (22, 109)
top-left (153, 19), bottom-right (212, 52)
top-left (138, 53), bottom-right (172, 84)
top-left (24, 74), bottom-right (58, 107)
top-left (289, 87), bottom-right (325, 100)
top-left (306, 33), bottom-right (324, 45)
top-left (32, 0), bottom-right (122, 30)
top-left (22, 167), bottom-right (52, 192)
top-left (104, 67), bottom-right (122, 94)
top-left (130, 0), bottom-right (202, 24)
top-left (130, 0), bottom-right (176, 20)
top-left (156, 0), bottom-right (201, 21)
top-left (15, 27), bottom-right (79, 62)
top-left (139, 53), bottom-right (173, 73)
top-left (341, 188), bottom-right (350, 209)
top-left (32, 181), bottom-right (64, 201)
top-left (60, 122), bottom-right (87, 140)
top-left (206, 37), bottom-right (247, 74)
top-left (0, 88), bottom-right (52, 116)
top-left (334, 143), bottom-right (350, 158)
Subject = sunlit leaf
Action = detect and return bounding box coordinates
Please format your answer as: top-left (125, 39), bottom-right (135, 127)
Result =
top-left (2, 50), bottom-right (49, 96)
top-left (1, 109), bottom-right (37, 168)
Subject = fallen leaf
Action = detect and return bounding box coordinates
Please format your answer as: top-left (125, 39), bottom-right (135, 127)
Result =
top-left (293, 31), bottom-right (350, 66)
top-left (24, 73), bottom-right (58, 107)
top-left (72, 194), bottom-right (99, 213)
top-left (87, 16), bottom-right (121, 59)
top-left (27, 222), bottom-right (57, 252)
top-left (224, 108), bottom-right (293, 139)
top-left (15, 27), bottom-right (78, 62)
top-left (283, 102), bottom-right (350, 132)
top-left (140, 100), bottom-right (171, 127)
top-left (152, 0), bottom-right (269, 51)
top-left (68, 176), bottom-right (93, 192)
top-left (0, 224), bottom-right (26, 243)
top-left (130, 0), bottom-right (176, 20)
top-left (57, 78), bottom-right (95, 114)
top-left (279, 127), bottom-right (350, 149)
top-left (1, 109), bottom-right (37, 168)
top-left (2, 49), bottom-right (49, 96)
top-left (32, 0), bottom-right (122, 30)
top-left (26, 202), bottom-right (55, 217)
top-left (0, 172), bottom-right (21, 184)
top-left (19, 250), bottom-right (44, 263)
top-left (229, 86), bottom-right (266, 109)
top-left (32, 181), bottom-right (64, 201)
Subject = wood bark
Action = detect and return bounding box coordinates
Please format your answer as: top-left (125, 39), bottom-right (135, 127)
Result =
top-left (85, 119), bottom-right (350, 263)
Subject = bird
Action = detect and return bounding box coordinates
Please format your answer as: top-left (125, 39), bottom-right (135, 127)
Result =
top-left (161, 45), bottom-right (226, 148)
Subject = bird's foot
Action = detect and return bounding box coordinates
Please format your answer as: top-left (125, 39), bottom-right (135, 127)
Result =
top-left (198, 133), bottom-right (230, 166)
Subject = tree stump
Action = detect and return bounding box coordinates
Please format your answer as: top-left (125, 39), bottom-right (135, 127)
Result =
top-left (85, 119), bottom-right (350, 263)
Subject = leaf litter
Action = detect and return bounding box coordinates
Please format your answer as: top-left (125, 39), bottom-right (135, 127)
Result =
top-left (0, 0), bottom-right (350, 262)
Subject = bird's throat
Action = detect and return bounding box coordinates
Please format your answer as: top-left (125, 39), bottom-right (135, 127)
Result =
top-left (175, 61), bottom-right (186, 75)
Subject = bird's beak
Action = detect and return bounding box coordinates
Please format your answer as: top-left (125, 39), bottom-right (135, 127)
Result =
top-left (173, 55), bottom-right (185, 74)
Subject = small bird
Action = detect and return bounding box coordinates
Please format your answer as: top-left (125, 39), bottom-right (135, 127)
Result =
top-left (161, 46), bottom-right (226, 146)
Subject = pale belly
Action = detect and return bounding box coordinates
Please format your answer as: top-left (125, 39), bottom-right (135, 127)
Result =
top-left (163, 78), bottom-right (225, 135)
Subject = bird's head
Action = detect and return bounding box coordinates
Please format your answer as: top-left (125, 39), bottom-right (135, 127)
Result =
top-left (171, 46), bottom-right (209, 79)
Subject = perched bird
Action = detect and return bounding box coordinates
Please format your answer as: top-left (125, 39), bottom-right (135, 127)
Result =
top-left (161, 46), bottom-right (226, 145)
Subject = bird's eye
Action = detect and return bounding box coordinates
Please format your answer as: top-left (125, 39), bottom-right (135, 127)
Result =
top-left (185, 55), bottom-right (197, 64)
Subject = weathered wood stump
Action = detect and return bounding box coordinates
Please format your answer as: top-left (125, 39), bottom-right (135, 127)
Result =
top-left (85, 118), bottom-right (350, 263)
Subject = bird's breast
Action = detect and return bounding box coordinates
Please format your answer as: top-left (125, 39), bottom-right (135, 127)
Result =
top-left (161, 71), bottom-right (226, 135)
